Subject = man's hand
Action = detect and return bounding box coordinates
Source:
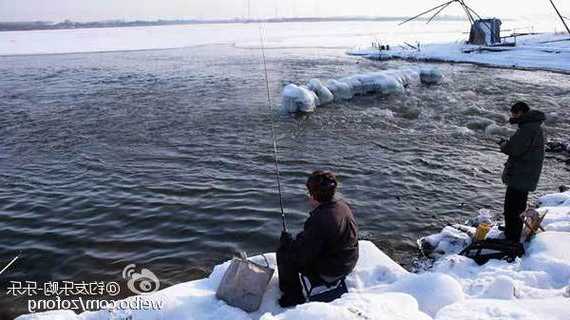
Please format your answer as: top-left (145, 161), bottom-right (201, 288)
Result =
top-left (497, 138), bottom-right (507, 147)
top-left (280, 231), bottom-right (293, 247)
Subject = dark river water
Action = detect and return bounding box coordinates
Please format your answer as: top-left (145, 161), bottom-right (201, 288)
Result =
top-left (0, 44), bottom-right (569, 317)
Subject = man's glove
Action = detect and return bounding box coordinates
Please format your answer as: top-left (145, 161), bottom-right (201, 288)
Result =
top-left (280, 231), bottom-right (293, 247)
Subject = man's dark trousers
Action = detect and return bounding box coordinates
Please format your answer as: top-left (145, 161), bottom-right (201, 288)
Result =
top-left (276, 246), bottom-right (305, 300)
top-left (504, 186), bottom-right (528, 242)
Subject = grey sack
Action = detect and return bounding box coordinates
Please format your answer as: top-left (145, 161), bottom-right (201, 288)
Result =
top-left (215, 255), bottom-right (275, 312)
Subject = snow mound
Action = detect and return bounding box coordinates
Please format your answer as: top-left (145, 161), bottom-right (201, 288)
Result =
top-left (260, 292), bottom-right (431, 320)
top-left (522, 231), bottom-right (570, 287)
top-left (281, 67), bottom-right (442, 112)
top-left (382, 273), bottom-right (464, 317)
top-left (436, 298), bottom-right (570, 320)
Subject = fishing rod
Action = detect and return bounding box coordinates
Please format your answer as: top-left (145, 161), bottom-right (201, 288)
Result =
top-left (259, 27), bottom-right (288, 233)
top-left (0, 250), bottom-right (21, 275)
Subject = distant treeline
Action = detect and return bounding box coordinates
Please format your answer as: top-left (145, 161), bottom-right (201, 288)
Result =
top-left (0, 16), bottom-right (464, 32)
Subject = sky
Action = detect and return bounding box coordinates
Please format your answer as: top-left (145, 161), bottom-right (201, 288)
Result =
top-left (0, 0), bottom-right (568, 22)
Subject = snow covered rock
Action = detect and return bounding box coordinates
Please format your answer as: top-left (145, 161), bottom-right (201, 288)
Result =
top-left (306, 79), bottom-right (334, 105)
top-left (281, 84), bottom-right (318, 113)
top-left (282, 67), bottom-right (441, 112)
top-left (418, 225), bottom-right (473, 258)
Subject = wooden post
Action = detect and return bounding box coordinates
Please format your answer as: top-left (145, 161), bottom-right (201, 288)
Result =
top-left (549, 0), bottom-right (570, 34)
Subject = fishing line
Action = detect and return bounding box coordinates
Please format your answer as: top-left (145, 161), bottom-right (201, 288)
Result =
top-left (259, 26), bottom-right (288, 232)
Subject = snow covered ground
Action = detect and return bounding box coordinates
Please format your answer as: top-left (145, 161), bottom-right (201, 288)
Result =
top-left (348, 33), bottom-right (570, 74)
top-left (0, 21), bottom-right (470, 56)
top-left (18, 190), bottom-right (570, 320)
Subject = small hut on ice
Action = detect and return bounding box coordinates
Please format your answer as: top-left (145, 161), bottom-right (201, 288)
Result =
top-left (468, 19), bottom-right (502, 45)
top-left (400, 1), bottom-right (504, 46)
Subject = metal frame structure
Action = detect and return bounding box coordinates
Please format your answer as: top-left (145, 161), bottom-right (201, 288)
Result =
top-left (399, 0), bottom-right (483, 26)
top-left (548, 0), bottom-right (570, 34)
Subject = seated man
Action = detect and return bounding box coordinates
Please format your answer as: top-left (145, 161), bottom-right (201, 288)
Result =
top-left (277, 170), bottom-right (359, 307)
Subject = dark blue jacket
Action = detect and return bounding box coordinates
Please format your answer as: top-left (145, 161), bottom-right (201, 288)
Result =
top-left (501, 110), bottom-right (546, 192)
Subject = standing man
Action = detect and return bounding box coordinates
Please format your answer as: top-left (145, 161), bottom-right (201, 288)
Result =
top-left (499, 102), bottom-right (546, 242)
top-left (277, 171), bottom-right (358, 308)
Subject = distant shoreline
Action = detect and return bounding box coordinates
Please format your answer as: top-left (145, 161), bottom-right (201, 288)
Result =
top-left (0, 16), bottom-right (464, 32)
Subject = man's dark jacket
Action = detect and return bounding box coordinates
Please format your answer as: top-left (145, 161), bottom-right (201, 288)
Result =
top-left (287, 199), bottom-right (359, 278)
top-left (501, 110), bottom-right (546, 192)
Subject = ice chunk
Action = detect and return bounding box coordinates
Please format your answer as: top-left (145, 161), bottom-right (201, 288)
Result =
top-left (306, 79), bottom-right (334, 105)
top-left (324, 79), bottom-right (353, 101)
top-left (420, 68), bottom-right (443, 85)
top-left (466, 116), bottom-right (494, 131)
top-left (282, 67), bottom-right (431, 112)
top-left (281, 84), bottom-right (318, 113)
top-left (485, 123), bottom-right (515, 137)
top-left (338, 76), bottom-right (365, 96)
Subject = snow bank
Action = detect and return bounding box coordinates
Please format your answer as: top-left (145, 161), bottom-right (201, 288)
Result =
top-left (281, 67), bottom-right (442, 113)
top-left (17, 191), bottom-right (570, 320)
top-left (260, 292), bottom-right (432, 320)
top-left (436, 298), bottom-right (570, 320)
top-left (348, 33), bottom-right (570, 74)
top-left (379, 273), bottom-right (464, 317)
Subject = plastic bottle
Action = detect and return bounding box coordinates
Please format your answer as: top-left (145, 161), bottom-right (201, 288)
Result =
top-left (474, 209), bottom-right (492, 241)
